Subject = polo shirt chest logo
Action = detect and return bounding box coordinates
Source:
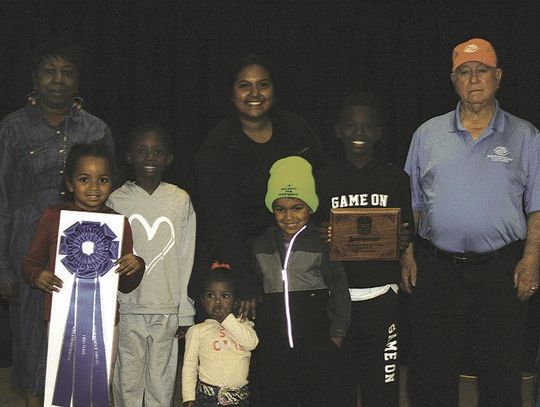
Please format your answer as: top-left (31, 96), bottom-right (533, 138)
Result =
top-left (487, 146), bottom-right (513, 163)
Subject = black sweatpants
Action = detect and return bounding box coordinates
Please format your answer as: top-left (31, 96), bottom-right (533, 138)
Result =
top-left (408, 242), bottom-right (528, 407)
top-left (255, 290), bottom-right (341, 406)
top-left (256, 338), bottom-right (340, 407)
top-left (339, 290), bottom-right (400, 407)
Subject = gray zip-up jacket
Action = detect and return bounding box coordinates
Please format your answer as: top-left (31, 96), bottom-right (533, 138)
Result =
top-left (253, 223), bottom-right (350, 338)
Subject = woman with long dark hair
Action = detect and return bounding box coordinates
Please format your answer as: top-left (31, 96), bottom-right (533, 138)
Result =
top-left (196, 54), bottom-right (325, 320)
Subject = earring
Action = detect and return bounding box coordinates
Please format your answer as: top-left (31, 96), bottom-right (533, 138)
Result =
top-left (27, 89), bottom-right (39, 106)
top-left (72, 96), bottom-right (84, 110)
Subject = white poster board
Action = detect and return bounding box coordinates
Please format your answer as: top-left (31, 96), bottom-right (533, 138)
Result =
top-left (44, 210), bottom-right (124, 407)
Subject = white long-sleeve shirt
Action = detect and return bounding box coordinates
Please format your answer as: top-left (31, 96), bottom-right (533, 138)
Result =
top-left (182, 314), bottom-right (259, 402)
top-left (108, 181), bottom-right (196, 325)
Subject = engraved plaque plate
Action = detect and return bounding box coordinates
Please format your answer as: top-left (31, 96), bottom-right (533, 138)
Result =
top-left (330, 208), bottom-right (401, 261)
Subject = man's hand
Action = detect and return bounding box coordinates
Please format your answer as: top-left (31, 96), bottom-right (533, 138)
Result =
top-left (34, 270), bottom-right (63, 294)
top-left (238, 297), bottom-right (260, 321)
top-left (513, 254), bottom-right (540, 301)
top-left (400, 245), bottom-right (416, 295)
top-left (515, 211), bottom-right (540, 301)
top-left (183, 401), bottom-right (196, 407)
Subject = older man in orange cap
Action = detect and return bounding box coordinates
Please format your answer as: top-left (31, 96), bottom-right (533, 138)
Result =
top-left (402, 38), bottom-right (540, 406)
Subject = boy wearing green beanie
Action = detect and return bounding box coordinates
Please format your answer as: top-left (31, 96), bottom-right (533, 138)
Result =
top-left (253, 155), bottom-right (350, 407)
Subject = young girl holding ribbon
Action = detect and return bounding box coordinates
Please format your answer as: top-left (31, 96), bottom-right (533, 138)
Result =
top-left (22, 143), bottom-right (144, 404)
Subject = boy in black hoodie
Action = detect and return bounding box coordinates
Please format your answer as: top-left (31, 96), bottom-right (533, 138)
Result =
top-left (316, 92), bottom-right (413, 407)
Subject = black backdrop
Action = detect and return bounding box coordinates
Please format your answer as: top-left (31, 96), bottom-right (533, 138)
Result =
top-left (3, 2), bottom-right (540, 187)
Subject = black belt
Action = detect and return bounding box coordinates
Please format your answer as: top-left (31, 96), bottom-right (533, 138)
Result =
top-left (415, 237), bottom-right (523, 265)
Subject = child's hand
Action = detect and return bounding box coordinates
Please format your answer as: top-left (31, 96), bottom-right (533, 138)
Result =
top-left (183, 401), bottom-right (196, 407)
top-left (326, 225), bottom-right (333, 244)
top-left (175, 326), bottom-right (190, 339)
top-left (34, 270), bottom-right (63, 294)
top-left (330, 336), bottom-right (344, 349)
top-left (115, 254), bottom-right (143, 276)
top-left (399, 223), bottom-right (412, 252)
top-left (317, 221), bottom-right (331, 243)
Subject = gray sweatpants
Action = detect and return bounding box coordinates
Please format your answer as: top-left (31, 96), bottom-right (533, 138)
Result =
top-left (113, 314), bottom-right (179, 406)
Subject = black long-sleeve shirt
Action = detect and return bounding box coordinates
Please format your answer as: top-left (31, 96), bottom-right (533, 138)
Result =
top-left (316, 159), bottom-right (413, 288)
top-left (195, 109), bottom-right (325, 299)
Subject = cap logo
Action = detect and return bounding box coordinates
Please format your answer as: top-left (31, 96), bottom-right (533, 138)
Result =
top-left (464, 44), bottom-right (480, 53)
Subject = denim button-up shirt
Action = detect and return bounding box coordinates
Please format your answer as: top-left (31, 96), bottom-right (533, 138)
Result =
top-left (0, 104), bottom-right (113, 288)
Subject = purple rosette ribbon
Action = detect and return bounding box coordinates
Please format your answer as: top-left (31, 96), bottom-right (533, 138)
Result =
top-left (52, 220), bottom-right (119, 407)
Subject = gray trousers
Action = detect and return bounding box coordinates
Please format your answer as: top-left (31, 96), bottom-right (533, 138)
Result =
top-left (113, 314), bottom-right (179, 407)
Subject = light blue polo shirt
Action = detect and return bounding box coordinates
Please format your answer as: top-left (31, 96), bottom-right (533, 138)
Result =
top-left (405, 102), bottom-right (540, 253)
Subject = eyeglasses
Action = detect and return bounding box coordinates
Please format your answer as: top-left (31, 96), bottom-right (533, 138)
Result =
top-left (455, 65), bottom-right (495, 79)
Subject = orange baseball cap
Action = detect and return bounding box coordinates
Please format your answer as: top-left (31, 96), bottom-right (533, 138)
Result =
top-left (452, 38), bottom-right (497, 71)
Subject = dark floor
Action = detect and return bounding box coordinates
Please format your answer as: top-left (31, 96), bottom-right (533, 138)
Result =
top-left (0, 366), bottom-right (536, 407)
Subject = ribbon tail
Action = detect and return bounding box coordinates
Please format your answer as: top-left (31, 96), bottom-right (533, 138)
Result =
top-left (72, 278), bottom-right (96, 407)
top-left (92, 278), bottom-right (109, 405)
top-left (52, 279), bottom-right (78, 406)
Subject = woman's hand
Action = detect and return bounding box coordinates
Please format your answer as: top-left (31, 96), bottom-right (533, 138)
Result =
top-left (238, 298), bottom-right (259, 321)
top-left (330, 336), bottom-right (344, 349)
top-left (34, 270), bottom-right (63, 294)
top-left (0, 284), bottom-right (18, 301)
top-left (115, 254), bottom-right (143, 276)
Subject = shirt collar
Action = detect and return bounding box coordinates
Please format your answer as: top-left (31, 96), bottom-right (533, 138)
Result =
top-left (126, 180), bottom-right (165, 196)
top-left (452, 100), bottom-right (505, 134)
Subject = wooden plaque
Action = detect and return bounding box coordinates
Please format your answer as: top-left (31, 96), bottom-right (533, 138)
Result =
top-left (330, 208), bottom-right (401, 261)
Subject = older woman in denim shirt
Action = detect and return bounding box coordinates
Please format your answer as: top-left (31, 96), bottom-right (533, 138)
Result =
top-left (0, 38), bottom-right (113, 406)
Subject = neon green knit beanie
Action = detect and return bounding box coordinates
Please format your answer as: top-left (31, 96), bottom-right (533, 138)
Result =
top-left (265, 156), bottom-right (319, 213)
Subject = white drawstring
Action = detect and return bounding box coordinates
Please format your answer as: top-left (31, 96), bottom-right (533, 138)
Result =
top-left (281, 225), bottom-right (307, 348)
